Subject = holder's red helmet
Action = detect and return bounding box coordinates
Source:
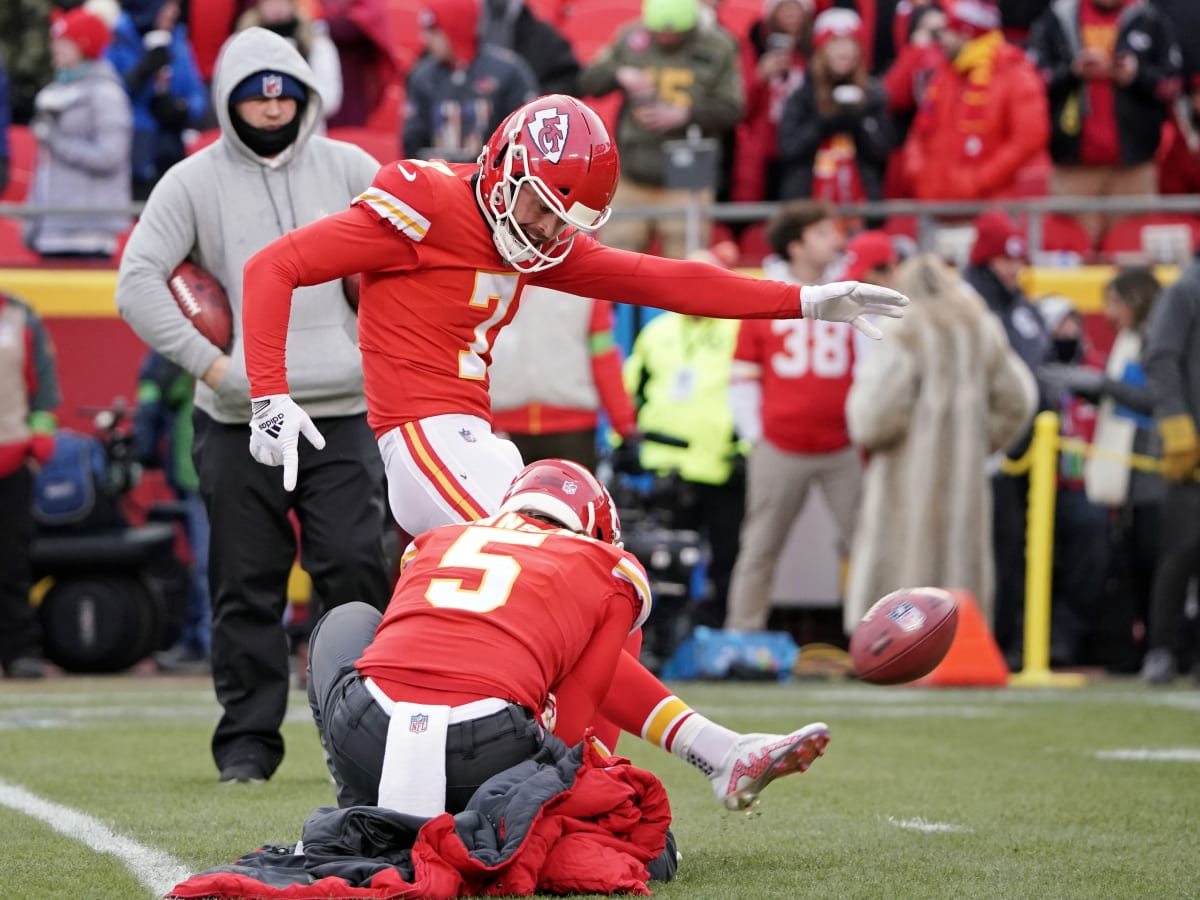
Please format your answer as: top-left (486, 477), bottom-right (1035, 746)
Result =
top-left (498, 458), bottom-right (621, 545)
top-left (476, 94), bottom-right (620, 272)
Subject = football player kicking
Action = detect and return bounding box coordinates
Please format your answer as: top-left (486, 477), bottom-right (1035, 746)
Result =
top-left (242, 94), bottom-right (905, 810)
top-left (308, 458), bottom-right (829, 821)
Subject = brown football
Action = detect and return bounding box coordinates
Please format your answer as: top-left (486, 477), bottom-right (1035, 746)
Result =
top-left (849, 587), bottom-right (959, 685)
top-left (169, 262), bottom-right (232, 352)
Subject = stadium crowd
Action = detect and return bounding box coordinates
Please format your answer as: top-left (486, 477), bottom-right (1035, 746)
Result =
top-left (1, 0), bottom-right (1198, 709)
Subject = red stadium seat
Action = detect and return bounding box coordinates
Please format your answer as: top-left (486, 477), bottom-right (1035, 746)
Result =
top-left (1039, 213), bottom-right (1094, 259)
top-left (560, 0), bottom-right (643, 64)
top-left (717, 0), bottom-right (763, 42)
top-left (328, 126), bottom-right (400, 164)
top-left (1, 126), bottom-right (37, 204)
top-left (1098, 213), bottom-right (1200, 263)
top-left (185, 128), bottom-right (221, 156)
top-left (737, 221), bottom-right (773, 267)
top-left (0, 218), bottom-right (41, 267)
top-left (525, 0), bottom-right (564, 26)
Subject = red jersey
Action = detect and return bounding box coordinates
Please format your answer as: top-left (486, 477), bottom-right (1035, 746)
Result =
top-left (356, 512), bottom-right (652, 737)
top-left (731, 318), bottom-right (863, 453)
top-left (242, 160), bottom-right (804, 436)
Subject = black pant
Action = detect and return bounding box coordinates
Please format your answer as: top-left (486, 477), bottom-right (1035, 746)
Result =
top-left (506, 429), bottom-right (599, 473)
top-left (1147, 482), bottom-right (1200, 656)
top-left (991, 473), bottom-right (1028, 662)
top-left (686, 479), bottom-right (745, 629)
top-left (0, 467), bottom-right (41, 665)
top-left (307, 602), bottom-right (542, 812)
top-left (192, 411), bottom-right (391, 775)
top-left (1049, 488), bottom-right (1109, 664)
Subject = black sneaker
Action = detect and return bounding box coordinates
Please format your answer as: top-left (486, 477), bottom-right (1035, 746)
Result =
top-left (4, 657), bottom-right (46, 680)
top-left (219, 760), bottom-right (269, 784)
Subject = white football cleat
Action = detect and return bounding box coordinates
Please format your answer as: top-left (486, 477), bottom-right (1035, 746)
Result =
top-left (712, 722), bottom-right (831, 811)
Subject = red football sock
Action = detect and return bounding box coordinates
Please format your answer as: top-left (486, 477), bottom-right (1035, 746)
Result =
top-left (598, 635), bottom-right (699, 752)
top-left (589, 632), bottom-right (645, 752)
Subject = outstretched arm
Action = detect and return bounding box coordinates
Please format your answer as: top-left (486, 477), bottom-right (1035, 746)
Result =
top-left (541, 241), bottom-right (908, 339)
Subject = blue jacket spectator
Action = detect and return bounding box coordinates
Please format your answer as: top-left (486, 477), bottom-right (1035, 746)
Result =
top-left (105, 0), bottom-right (208, 199)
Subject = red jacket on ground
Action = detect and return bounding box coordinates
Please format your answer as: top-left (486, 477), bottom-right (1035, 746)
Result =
top-left (904, 32), bottom-right (1049, 200)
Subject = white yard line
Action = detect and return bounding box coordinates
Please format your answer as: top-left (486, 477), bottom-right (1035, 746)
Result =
top-left (885, 815), bottom-right (972, 833)
top-left (1094, 748), bottom-right (1200, 762)
top-left (0, 778), bottom-right (191, 897)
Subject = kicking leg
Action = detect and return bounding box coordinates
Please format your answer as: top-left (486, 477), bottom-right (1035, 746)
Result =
top-left (600, 649), bottom-right (830, 810)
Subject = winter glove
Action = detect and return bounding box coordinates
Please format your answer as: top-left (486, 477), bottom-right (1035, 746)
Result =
top-left (1158, 414), bottom-right (1200, 482)
top-left (150, 93), bottom-right (190, 129)
top-left (249, 394), bottom-right (326, 491)
top-left (799, 281), bottom-right (909, 339)
top-left (126, 34), bottom-right (173, 95)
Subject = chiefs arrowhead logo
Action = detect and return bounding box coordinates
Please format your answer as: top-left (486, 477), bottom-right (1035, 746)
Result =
top-left (527, 108), bottom-right (569, 164)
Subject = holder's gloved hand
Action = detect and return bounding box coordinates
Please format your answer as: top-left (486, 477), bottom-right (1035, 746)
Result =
top-left (249, 394), bottom-right (325, 491)
top-left (800, 281), bottom-right (909, 339)
top-left (1158, 414), bottom-right (1200, 482)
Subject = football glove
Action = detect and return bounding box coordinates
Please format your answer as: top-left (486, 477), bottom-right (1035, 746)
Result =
top-left (249, 394), bottom-right (325, 491)
top-left (800, 281), bottom-right (909, 339)
top-left (1158, 414), bottom-right (1200, 483)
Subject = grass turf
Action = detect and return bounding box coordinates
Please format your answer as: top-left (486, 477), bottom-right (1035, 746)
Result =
top-left (0, 676), bottom-right (1196, 899)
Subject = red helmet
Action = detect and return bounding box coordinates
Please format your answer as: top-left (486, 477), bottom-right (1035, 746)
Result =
top-left (498, 458), bottom-right (622, 545)
top-left (476, 94), bottom-right (620, 273)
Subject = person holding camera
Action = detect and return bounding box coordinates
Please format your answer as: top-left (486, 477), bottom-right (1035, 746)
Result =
top-left (777, 8), bottom-right (892, 209)
top-left (730, 0), bottom-right (812, 203)
top-left (104, 0), bottom-right (208, 200)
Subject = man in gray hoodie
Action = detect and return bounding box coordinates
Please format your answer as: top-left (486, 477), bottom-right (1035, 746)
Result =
top-left (115, 27), bottom-right (391, 784)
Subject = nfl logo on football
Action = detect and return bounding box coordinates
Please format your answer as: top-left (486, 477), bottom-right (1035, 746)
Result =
top-left (885, 601), bottom-right (926, 633)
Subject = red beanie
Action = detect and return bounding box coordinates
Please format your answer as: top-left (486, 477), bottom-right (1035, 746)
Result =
top-left (969, 211), bottom-right (1028, 267)
top-left (945, 0), bottom-right (1001, 40)
top-left (50, 8), bottom-right (113, 61)
top-left (812, 8), bottom-right (866, 51)
top-left (843, 231), bottom-right (898, 282)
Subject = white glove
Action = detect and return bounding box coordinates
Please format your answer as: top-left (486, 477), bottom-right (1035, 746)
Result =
top-left (249, 394), bottom-right (326, 492)
top-left (800, 281), bottom-right (909, 340)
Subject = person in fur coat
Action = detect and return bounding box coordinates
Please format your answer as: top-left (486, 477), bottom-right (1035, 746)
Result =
top-left (842, 254), bottom-right (1037, 635)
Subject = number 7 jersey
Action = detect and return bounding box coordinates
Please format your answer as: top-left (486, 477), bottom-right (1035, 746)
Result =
top-left (242, 157), bottom-right (806, 436)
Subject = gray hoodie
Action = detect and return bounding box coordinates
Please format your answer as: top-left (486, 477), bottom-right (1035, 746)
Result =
top-left (115, 27), bottom-right (380, 424)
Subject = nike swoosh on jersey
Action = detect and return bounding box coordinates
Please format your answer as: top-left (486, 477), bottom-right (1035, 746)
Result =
top-left (396, 162), bottom-right (417, 181)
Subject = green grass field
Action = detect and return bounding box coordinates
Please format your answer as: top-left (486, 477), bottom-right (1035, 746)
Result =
top-left (1, 674), bottom-right (1197, 899)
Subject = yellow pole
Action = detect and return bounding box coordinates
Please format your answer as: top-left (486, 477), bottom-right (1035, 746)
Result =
top-left (1010, 411), bottom-right (1087, 688)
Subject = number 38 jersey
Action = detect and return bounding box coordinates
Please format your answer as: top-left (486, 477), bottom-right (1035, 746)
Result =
top-left (356, 512), bottom-right (652, 715)
top-left (732, 315), bottom-right (870, 454)
top-left (242, 159), bottom-right (805, 437)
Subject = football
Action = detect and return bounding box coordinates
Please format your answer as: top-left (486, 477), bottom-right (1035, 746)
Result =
top-left (849, 587), bottom-right (959, 685)
top-left (169, 262), bottom-right (232, 352)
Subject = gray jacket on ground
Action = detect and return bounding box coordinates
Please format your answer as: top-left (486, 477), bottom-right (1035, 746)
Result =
top-left (25, 59), bottom-right (132, 255)
top-left (1144, 256), bottom-right (1200, 428)
top-left (115, 27), bottom-right (380, 425)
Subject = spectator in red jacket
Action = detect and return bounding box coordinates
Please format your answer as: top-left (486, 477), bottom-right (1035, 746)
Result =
top-left (882, 2), bottom-right (947, 196)
top-left (1158, 74), bottom-right (1200, 195)
top-left (1029, 0), bottom-right (1181, 244)
top-left (730, 0), bottom-right (812, 203)
top-left (903, 0), bottom-right (1049, 201)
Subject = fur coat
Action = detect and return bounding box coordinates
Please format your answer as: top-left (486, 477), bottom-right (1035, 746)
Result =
top-left (843, 255), bottom-right (1037, 633)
